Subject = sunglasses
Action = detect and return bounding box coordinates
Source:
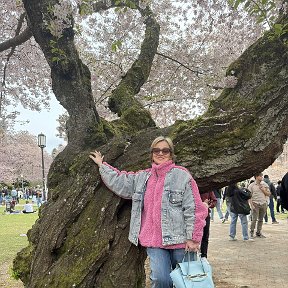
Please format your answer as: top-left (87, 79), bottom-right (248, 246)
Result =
top-left (151, 148), bottom-right (171, 155)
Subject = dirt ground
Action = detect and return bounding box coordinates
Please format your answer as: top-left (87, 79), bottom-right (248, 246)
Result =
top-left (208, 217), bottom-right (288, 288)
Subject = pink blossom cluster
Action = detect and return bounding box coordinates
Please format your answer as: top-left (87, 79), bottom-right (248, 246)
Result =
top-left (1, 0), bottom-right (274, 132)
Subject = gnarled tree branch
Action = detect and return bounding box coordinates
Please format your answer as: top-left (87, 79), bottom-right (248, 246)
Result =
top-left (0, 27), bottom-right (32, 53)
top-left (1, 13), bottom-right (29, 114)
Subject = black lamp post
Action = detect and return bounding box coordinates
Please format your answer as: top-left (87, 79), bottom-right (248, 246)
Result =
top-left (38, 133), bottom-right (46, 201)
top-left (20, 174), bottom-right (24, 191)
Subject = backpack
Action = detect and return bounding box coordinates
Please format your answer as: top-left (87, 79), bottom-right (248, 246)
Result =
top-left (230, 188), bottom-right (251, 215)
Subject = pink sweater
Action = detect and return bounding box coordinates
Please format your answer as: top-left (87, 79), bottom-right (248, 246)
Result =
top-left (138, 161), bottom-right (204, 249)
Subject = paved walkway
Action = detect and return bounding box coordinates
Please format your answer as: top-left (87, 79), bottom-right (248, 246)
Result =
top-left (209, 217), bottom-right (288, 288)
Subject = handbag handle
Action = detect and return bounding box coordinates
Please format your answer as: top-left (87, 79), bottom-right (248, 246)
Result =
top-left (183, 252), bottom-right (208, 279)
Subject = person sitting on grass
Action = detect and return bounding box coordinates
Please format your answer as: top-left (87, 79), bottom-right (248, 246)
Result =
top-left (22, 200), bottom-right (35, 214)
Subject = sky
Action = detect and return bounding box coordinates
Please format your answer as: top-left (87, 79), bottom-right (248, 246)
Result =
top-left (14, 96), bottom-right (66, 154)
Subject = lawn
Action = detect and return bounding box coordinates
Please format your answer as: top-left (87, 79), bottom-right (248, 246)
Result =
top-left (0, 200), bottom-right (38, 287)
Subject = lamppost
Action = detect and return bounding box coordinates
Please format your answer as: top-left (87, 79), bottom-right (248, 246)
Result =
top-left (38, 133), bottom-right (46, 202)
top-left (20, 174), bottom-right (24, 191)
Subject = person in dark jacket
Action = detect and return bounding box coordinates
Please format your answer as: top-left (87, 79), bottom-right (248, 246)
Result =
top-left (280, 172), bottom-right (288, 211)
top-left (263, 175), bottom-right (279, 224)
top-left (226, 183), bottom-right (254, 241)
top-left (200, 191), bottom-right (217, 260)
top-left (276, 181), bottom-right (286, 213)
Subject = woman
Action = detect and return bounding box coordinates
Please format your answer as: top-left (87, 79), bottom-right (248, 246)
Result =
top-left (89, 136), bottom-right (208, 288)
top-left (226, 183), bottom-right (253, 241)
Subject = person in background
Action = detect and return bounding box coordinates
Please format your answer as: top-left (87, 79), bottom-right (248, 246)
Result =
top-left (3, 186), bottom-right (9, 197)
top-left (226, 183), bottom-right (254, 241)
top-left (36, 187), bottom-right (42, 207)
top-left (280, 172), bottom-right (288, 211)
top-left (248, 179), bottom-right (255, 221)
top-left (276, 180), bottom-right (286, 213)
top-left (210, 188), bottom-right (225, 223)
top-left (0, 191), bottom-right (3, 205)
top-left (222, 186), bottom-right (230, 223)
top-left (22, 200), bottom-right (35, 213)
top-left (31, 189), bottom-right (37, 204)
top-left (11, 187), bottom-right (18, 201)
top-left (89, 136), bottom-right (208, 288)
top-left (18, 189), bottom-right (23, 201)
top-left (263, 175), bottom-right (278, 224)
top-left (200, 191), bottom-right (217, 261)
top-left (248, 172), bottom-right (270, 238)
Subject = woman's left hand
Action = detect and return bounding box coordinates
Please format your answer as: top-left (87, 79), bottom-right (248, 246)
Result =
top-left (185, 240), bottom-right (200, 252)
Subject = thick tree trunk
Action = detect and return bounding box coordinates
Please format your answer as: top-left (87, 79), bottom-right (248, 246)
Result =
top-left (13, 2), bottom-right (288, 287)
top-left (22, 0), bottom-right (101, 150)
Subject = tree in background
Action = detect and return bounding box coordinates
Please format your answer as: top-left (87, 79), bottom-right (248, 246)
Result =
top-left (0, 129), bottom-right (52, 184)
top-left (0, 0), bottom-right (285, 287)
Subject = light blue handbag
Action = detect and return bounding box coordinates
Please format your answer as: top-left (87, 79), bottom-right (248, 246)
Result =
top-left (170, 252), bottom-right (214, 288)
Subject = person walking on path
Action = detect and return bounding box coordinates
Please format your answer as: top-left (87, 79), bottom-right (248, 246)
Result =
top-left (248, 172), bottom-right (271, 238)
top-left (263, 174), bottom-right (279, 224)
top-left (226, 183), bottom-right (254, 241)
top-left (200, 191), bottom-right (217, 260)
top-left (89, 136), bottom-right (208, 288)
top-left (211, 188), bottom-right (225, 222)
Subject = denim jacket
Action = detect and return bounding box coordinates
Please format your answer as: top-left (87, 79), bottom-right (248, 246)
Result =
top-left (99, 162), bottom-right (207, 246)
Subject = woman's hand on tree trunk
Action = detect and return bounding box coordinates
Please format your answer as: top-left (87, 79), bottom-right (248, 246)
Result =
top-left (89, 151), bottom-right (104, 167)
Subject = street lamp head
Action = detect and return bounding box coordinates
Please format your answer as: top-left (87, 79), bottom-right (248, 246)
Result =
top-left (38, 133), bottom-right (46, 148)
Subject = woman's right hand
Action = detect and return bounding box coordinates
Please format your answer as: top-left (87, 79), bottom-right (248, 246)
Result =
top-left (89, 150), bottom-right (104, 167)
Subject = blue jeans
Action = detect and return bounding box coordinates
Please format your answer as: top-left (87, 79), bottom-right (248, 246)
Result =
top-left (264, 198), bottom-right (276, 222)
top-left (147, 248), bottom-right (193, 288)
top-left (229, 212), bottom-right (249, 240)
top-left (224, 201), bottom-right (231, 220)
top-left (210, 198), bottom-right (223, 220)
top-left (36, 197), bottom-right (42, 208)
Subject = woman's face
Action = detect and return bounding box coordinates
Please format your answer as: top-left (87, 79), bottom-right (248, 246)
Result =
top-left (152, 140), bottom-right (172, 165)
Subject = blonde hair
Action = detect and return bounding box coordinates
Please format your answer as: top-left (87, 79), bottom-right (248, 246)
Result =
top-left (150, 136), bottom-right (175, 162)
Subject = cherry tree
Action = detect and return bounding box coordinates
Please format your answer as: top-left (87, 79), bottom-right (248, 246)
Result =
top-left (0, 129), bottom-right (52, 184)
top-left (0, 0), bottom-right (286, 287)
top-left (1, 0), bottom-right (263, 129)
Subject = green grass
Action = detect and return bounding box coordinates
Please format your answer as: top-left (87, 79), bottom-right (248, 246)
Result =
top-left (0, 200), bottom-right (38, 286)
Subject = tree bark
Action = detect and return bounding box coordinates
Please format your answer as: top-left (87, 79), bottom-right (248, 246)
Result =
top-left (13, 2), bottom-right (288, 287)
top-left (0, 27), bottom-right (32, 53)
